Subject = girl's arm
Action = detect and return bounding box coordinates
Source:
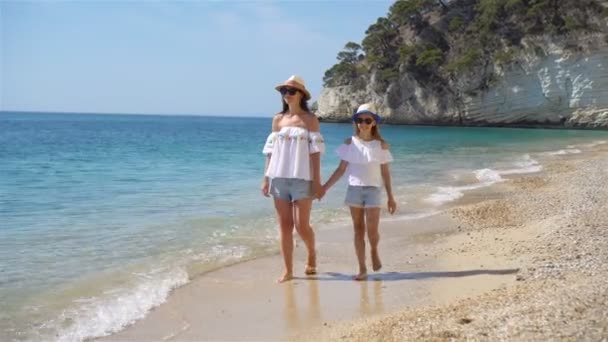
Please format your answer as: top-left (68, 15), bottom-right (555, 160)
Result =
top-left (323, 160), bottom-right (348, 193)
top-left (381, 163), bottom-right (396, 214)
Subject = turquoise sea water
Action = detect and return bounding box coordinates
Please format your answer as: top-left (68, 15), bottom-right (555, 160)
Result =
top-left (1, 112), bottom-right (607, 341)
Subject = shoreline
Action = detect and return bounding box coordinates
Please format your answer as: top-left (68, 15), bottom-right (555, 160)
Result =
top-left (102, 212), bottom-right (480, 341)
top-left (99, 143), bottom-right (608, 341)
top-left (103, 211), bottom-right (521, 341)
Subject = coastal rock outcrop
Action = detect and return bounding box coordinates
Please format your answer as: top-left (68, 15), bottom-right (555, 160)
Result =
top-left (316, 0), bottom-right (608, 128)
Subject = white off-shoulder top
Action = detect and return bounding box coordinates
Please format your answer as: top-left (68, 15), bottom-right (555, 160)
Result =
top-left (263, 126), bottom-right (325, 181)
top-left (336, 136), bottom-right (393, 187)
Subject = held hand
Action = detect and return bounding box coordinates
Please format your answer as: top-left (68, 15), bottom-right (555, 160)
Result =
top-left (318, 184), bottom-right (329, 200)
top-left (387, 196), bottom-right (397, 215)
top-left (261, 179), bottom-right (270, 197)
top-left (312, 181), bottom-right (324, 200)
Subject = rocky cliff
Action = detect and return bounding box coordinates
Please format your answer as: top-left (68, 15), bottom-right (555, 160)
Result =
top-left (316, 0), bottom-right (608, 128)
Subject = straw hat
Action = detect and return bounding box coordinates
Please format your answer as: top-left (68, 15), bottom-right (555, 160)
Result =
top-left (275, 75), bottom-right (311, 100)
top-left (352, 103), bottom-right (381, 123)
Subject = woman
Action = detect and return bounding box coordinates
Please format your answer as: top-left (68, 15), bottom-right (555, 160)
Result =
top-left (261, 75), bottom-right (325, 283)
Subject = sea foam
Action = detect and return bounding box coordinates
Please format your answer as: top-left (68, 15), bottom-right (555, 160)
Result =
top-left (425, 155), bottom-right (542, 206)
top-left (53, 268), bottom-right (189, 342)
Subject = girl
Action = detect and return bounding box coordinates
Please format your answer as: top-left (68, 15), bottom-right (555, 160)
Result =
top-left (261, 75), bottom-right (325, 283)
top-left (322, 103), bottom-right (396, 281)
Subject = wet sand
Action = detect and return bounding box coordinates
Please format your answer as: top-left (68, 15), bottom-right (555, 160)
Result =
top-left (103, 211), bottom-right (518, 341)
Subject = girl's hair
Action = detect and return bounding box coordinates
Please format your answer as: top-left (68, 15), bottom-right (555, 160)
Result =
top-left (354, 118), bottom-right (383, 141)
top-left (280, 92), bottom-right (309, 113)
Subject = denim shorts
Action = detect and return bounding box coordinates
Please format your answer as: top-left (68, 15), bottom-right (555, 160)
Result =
top-left (345, 185), bottom-right (382, 208)
top-left (270, 178), bottom-right (312, 202)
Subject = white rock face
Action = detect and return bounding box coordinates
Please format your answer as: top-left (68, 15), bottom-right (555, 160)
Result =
top-left (316, 83), bottom-right (386, 122)
top-left (317, 34), bottom-right (608, 128)
top-left (464, 36), bottom-right (608, 127)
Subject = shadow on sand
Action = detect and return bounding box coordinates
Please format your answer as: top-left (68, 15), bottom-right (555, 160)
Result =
top-left (295, 268), bottom-right (519, 282)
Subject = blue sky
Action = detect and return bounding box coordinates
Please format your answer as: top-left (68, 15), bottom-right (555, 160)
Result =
top-left (1, 0), bottom-right (393, 116)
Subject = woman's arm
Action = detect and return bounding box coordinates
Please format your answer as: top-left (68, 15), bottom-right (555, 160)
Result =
top-left (310, 152), bottom-right (322, 190)
top-left (261, 115), bottom-right (281, 197)
top-left (306, 113), bottom-right (324, 199)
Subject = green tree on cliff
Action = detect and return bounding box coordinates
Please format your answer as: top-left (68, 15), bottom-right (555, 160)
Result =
top-left (323, 0), bottom-right (604, 88)
top-left (323, 42), bottom-right (364, 86)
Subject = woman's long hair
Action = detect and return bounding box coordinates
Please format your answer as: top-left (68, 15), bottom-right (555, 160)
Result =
top-left (280, 93), bottom-right (309, 113)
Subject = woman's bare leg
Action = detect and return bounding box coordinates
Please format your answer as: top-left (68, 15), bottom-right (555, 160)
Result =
top-left (274, 197), bottom-right (294, 282)
top-left (350, 206), bottom-right (367, 280)
top-left (365, 207), bottom-right (382, 271)
top-left (293, 198), bottom-right (316, 274)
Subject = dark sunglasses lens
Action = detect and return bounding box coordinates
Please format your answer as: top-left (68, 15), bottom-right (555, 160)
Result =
top-left (357, 118), bottom-right (373, 124)
top-left (280, 88), bottom-right (297, 95)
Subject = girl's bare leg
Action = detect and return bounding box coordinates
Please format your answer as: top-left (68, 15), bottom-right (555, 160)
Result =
top-left (274, 197), bottom-right (294, 282)
top-left (349, 206), bottom-right (367, 280)
top-left (293, 198), bottom-right (316, 274)
top-left (365, 207), bottom-right (382, 271)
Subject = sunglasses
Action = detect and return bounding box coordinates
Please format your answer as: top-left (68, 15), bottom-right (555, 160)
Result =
top-left (356, 118), bottom-right (374, 125)
top-left (279, 87), bottom-right (299, 96)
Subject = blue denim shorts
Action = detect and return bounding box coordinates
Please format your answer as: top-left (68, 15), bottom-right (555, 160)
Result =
top-left (270, 178), bottom-right (312, 202)
top-left (345, 185), bottom-right (381, 208)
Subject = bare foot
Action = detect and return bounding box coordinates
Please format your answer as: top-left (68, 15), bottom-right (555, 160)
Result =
top-left (277, 272), bottom-right (293, 283)
top-left (353, 271), bottom-right (368, 281)
top-left (304, 265), bottom-right (317, 275)
top-left (306, 248), bottom-right (317, 275)
top-left (371, 251), bottom-right (382, 272)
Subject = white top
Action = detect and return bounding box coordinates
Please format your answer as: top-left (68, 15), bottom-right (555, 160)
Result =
top-left (263, 126), bottom-right (325, 181)
top-left (336, 136), bottom-right (393, 187)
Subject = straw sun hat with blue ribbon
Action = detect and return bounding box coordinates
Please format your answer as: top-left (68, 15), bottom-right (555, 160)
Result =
top-left (351, 103), bottom-right (381, 123)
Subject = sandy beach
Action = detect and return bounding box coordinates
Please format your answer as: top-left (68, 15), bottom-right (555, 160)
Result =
top-left (104, 143), bottom-right (608, 341)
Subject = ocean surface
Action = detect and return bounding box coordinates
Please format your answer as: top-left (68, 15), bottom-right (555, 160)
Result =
top-left (1, 111), bottom-right (606, 341)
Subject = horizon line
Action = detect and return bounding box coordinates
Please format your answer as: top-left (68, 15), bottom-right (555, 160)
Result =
top-left (0, 110), bottom-right (271, 119)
